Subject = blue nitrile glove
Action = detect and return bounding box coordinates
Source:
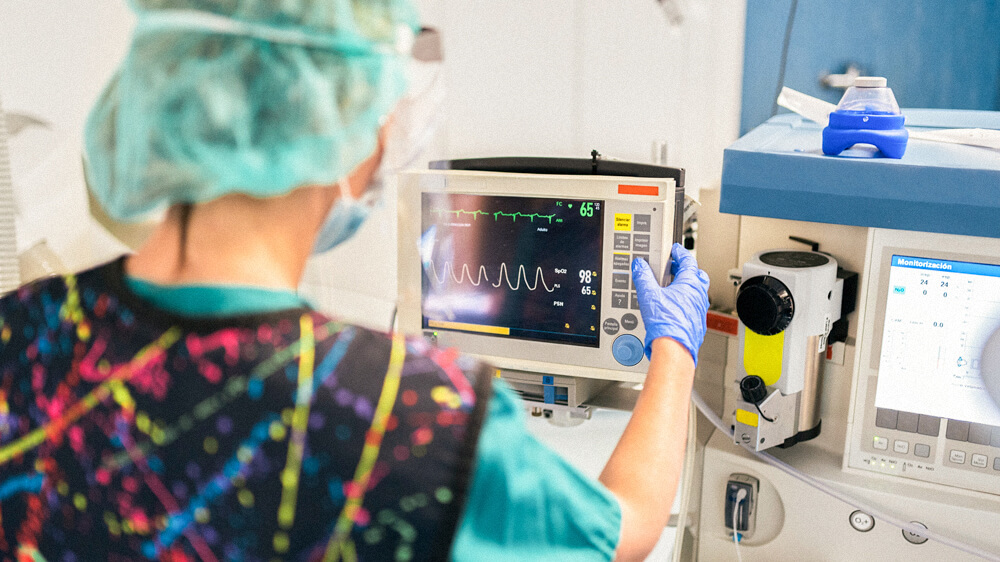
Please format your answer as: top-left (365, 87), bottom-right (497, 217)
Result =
top-left (632, 243), bottom-right (710, 364)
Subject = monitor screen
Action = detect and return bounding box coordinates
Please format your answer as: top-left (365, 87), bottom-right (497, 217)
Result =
top-left (421, 193), bottom-right (604, 348)
top-left (875, 255), bottom-right (1000, 426)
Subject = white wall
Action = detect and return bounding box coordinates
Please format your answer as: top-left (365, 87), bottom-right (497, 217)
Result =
top-left (438, 0), bottom-right (747, 190)
top-left (0, 1), bottom-right (135, 272)
top-left (301, 0), bottom-right (747, 330)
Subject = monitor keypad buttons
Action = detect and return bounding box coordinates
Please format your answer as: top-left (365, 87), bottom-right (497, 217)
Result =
top-left (633, 214), bottom-right (651, 232)
top-left (613, 254), bottom-right (630, 270)
top-left (916, 415), bottom-right (940, 437)
top-left (896, 412), bottom-right (918, 433)
top-left (971, 453), bottom-right (988, 468)
top-left (612, 292), bottom-right (628, 309)
top-left (968, 423), bottom-right (991, 445)
top-left (603, 318), bottom-right (621, 335)
top-left (621, 313), bottom-right (639, 331)
top-left (875, 408), bottom-right (898, 429)
top-left (614, 233), bottom-right (631, 251)
top-left (946, 419), bottom-right (971, 441)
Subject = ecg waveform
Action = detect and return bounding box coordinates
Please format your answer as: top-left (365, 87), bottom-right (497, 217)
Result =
top-left (428, 261), bottom-right (556, 292)
top-left (431, 208), bottom-right (559, 224)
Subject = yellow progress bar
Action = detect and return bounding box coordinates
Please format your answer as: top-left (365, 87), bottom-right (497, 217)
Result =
top-left (428, 320), bottom-right (510, 336)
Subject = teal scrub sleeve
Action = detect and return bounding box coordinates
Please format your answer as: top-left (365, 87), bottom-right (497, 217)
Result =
top-left (451, 380), bottom-right (622, 561)
top-left (125, 277), bottom-right (308, 316)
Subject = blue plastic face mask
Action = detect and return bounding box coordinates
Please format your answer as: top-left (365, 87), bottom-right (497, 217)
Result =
top-left (312, 176), bottom-right (379, 254)
top-left (312, 198), bottom-right (371, 254)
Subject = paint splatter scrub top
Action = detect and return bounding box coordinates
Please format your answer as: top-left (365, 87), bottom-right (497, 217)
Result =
top-left (0, 258), bottom-right (621, 561)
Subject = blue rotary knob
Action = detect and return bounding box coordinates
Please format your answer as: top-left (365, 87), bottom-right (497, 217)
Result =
top-left (612, 334), bottom-right (644, 367)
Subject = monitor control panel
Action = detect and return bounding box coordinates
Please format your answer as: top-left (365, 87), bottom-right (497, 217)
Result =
top-left (601, 200), bottom-right (668, 368)
top-left (847, 228), bottom-right (1000, 495)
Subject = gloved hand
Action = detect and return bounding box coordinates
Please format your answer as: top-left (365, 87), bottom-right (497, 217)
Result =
top-left (632, 243), bottom-right (710, 364)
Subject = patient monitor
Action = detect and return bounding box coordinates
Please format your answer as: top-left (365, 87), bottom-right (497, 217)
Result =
top-left (397, 157), bottom-right (684, 407)
top-left (847, 229), bottom-right (1000, 495)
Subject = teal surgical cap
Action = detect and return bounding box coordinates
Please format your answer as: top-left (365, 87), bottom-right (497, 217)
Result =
top-left (85, 0), bottom-right (419, 221)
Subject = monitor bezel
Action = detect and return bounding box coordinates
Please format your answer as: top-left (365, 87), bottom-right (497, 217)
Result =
top-left (397, 169), bottom-right (678, 383)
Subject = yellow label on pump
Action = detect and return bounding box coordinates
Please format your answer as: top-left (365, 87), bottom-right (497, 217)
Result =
top-left (614, 214), bottom-right (632, 231)
top-left (736, 409), bottom-right (759, 427)
top-left (744, 330), bottom-right (784, 386)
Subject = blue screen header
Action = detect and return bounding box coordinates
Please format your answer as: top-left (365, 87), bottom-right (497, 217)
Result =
top-left (891, 255), bottom-right (1000, 278)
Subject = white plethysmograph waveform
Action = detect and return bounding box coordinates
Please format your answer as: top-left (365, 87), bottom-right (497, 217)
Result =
top-left (428, 261), bottom-right (556, 292)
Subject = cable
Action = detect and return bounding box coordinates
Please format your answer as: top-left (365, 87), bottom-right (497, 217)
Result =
top-left (388, 306), bottom-right (398, 333)
top-left (753, 401), bottom-right (774, 423)
top-left (690, 389), bottom-right (1000, 561)
top-left (771, 0), bottom-right (799, 118)
top-left (733, 488), bottom-right (747, 562)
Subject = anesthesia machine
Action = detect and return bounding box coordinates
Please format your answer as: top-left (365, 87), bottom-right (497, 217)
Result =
top-left (683, 109), bottom-right (1000, 561)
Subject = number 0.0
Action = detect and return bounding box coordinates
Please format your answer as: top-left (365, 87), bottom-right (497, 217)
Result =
top-left (580, 202), bottom-right (594, 217)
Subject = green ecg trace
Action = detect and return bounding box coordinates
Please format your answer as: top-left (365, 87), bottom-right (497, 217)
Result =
top-left (431, 209), bottom-right (491, 220)
top-left (431, 209), bottom-right (557, 223)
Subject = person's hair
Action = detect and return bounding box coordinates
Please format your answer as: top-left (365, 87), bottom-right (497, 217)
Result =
top-left (176, 202), bottom-right (194, 268)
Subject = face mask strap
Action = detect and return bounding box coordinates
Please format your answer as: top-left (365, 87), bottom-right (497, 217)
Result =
top-left (336, 165), bottom-right (383, 210)
top-left (336, 176), bottom-right (357, 203)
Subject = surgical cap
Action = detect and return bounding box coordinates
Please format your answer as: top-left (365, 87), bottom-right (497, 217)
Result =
top-left (85, 0), bottom-right (419, 221)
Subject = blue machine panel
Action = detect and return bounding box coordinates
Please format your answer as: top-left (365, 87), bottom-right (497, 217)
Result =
top-left (720, 110), bottom-right (1000, 239)
top-left (740, 1), bottom-right (1000, 135)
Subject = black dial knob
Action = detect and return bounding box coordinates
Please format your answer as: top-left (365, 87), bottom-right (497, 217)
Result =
top-left (736, 275), bottom-right (794, 335)
top-left (740, 375), bottom-right (768, 404)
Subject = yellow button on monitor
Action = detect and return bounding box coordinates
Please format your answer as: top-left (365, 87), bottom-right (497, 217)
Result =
top-left (614, 213), bottom-right (632, 231)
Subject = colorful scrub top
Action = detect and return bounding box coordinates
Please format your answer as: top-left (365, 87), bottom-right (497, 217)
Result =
top-left (0, 257), bottom-right (621, 561)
